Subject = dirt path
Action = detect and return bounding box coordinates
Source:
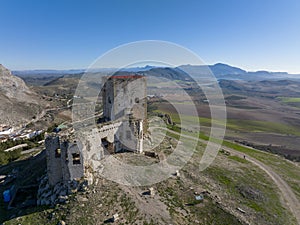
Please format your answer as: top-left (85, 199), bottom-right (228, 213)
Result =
top-left (21, 146), bottom-right (43, 155)
top-left (4, 144), bottom-right (28, 152)
top-left (162, 128), bottom-right (300, 224)
top-left (225, 147), bottom-right (300, 225)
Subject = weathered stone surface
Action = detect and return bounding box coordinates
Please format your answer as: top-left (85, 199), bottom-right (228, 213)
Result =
top-left (57, 220), bottom-right (66, 225)
top-left (37, 174), bottom-right (87, 206)
top-left (0, 64), bottom-right (43, 126)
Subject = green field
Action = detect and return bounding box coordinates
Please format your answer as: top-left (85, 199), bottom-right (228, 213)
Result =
top-left (151, 103), bottom-right (300, 202)
top-left (161, 127), bottom-right (298, 224)
top-left (154, 108), bottom-right (300, 136)
top-left (278, 97), bottom-right (300, 103)
top-left (164, 123), bottom-right (300, 206)
top-left (277, 97), bottom-right (300, 109)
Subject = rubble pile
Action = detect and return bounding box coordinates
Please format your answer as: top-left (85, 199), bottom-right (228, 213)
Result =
top-left (37, 175), bottom-right (88, 206)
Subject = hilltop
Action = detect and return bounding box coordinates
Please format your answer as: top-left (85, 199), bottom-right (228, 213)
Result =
top-left (0, 64), bottom-right (44, 127)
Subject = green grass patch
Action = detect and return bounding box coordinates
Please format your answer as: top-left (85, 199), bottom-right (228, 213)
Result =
top-left (3, 207), bottom-right (53, 225)
top-left (156, 177), bottom-right (243, 225)
top-left (152, 104), bottom-right (300, 202)
top-left (204, 164), bottom-right (296, 224)
top-left (226, 119), bottom-right (300, 136)
top-left (197, 132), bottom-right (300, 201)
top-left (277, 97), bottom-right (300, 108)
top-left (228, 155), bottom-right (249, 163)
top-left (225, 95), bottom-right (247, 100)
top-left (246, 202), bottom-right (264, 212)
top-left (278, 97), bottom-right (300, 103)
top-left (199, 132), bottom-right (209, 141)
top-left (154, 105), bottom-right (300, 136)
top-left (166, 125), bottom-right (300, 203)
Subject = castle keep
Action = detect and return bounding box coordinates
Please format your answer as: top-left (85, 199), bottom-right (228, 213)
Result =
top-left (101, 75), bottom-right (147, 153)
top-left (45, 75), bottom-right (147, 186)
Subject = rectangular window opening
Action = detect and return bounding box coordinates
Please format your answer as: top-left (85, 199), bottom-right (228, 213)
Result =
top-left (55, 148), bottom-right (61, 158)
top-left (72, 153), bottom-right (81, 165)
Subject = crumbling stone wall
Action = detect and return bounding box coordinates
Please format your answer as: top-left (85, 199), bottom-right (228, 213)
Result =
top-left (80, 122), bottom-right (121, 171)
top-left (61, 141), bottom-right (84, 182)
top-left (115, 119), bottom-right (143, 153)
top-left (45, 136), bottom-right (63, 186)
top-left (45, 136), bottom-right (84, 186)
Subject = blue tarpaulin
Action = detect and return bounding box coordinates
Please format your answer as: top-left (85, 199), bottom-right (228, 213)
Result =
top-left (3, 190), bottom-right (10, 202)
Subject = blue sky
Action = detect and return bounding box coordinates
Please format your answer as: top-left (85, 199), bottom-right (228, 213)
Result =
top-left (0, 0), bottom-right (299, 73)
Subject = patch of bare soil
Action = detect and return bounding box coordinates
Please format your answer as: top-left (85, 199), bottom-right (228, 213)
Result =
top-left (120, 185), bottom-right (172, 223)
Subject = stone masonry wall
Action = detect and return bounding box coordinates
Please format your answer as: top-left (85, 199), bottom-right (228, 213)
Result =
top-left (45, 136), bottom-right (63, 186)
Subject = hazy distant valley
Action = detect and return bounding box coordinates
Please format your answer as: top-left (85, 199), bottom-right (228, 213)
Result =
top-left (1, 63), bottom-right (300, 225)
top-left (15, 63), bottom-right (300, 161)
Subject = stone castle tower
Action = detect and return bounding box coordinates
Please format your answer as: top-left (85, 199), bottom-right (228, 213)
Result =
top-left (101, 75), bottom-right (147, 153)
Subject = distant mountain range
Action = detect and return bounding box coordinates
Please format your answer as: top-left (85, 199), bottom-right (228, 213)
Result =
top-left (176, 63), bottom-right (298, 81)
top-left (12, 63), bottom-right (299, 81)
top-left (12, 65), bottom-right (158, 77)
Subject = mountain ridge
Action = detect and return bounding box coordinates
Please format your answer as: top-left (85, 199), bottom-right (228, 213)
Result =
top-left (12, 63), bottom-right (298, 80)
top-left (0, 64), bottom-right (43, 126)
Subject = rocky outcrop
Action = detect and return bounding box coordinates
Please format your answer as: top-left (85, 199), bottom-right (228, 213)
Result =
top-left (0, 64), bottom-right (33, 98)
top-left (37, 175), bottom-right (89, 206)
top-left (0, 64), bottom-right (43, 126)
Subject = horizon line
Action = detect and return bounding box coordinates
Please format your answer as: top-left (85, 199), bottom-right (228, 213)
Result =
top-left (7, 63), bottom-right (300, 75)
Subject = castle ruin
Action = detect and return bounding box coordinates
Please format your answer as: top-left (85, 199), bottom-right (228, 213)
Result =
top-left (45, 74), bottom-right (147, 187)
